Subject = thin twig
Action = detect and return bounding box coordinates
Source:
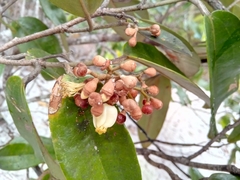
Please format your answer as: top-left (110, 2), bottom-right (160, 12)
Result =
top-left (79, 0), bottom-right (94, 31)
top-left (67, 21), bottom-right (127, 33)
top-left (137, 148), bottom-right (240, 175)
top-left (143, 154), bottom-right (182, 180)
top-left (227, 0), bottom-right (240, 10)
top-left (189, 0), bottom-right (210, 15)
top-left (205, 0), bottom-right (226, 10)
top-left (0, 0), bottom-right (183, 52)
top-left (188, 119), bottom-right (240, 160)
top-left (0, 0), bottom-right (18, 15)
top-left (23, 61), bottom-right (42, 86)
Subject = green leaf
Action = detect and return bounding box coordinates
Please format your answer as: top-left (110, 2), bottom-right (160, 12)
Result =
top-left (26, 48), bottom-right (65, 80)
top-left (228, 148), bottom-right (237, 164)
top-left (11, 17), bottom-right (62, 54)
top-left (228, 124), bottom-right (240, 143)
top-left (205, 11), bottom-right (240, 138)
top-left (0, 136), bottom-right (55, 170)
top-left (5, 76), bottom-right (65, 180)
top-left (138, 19), bottom-right (201, 77)
top-left (138, 75), bottom-right (171, 148)
top-left (50, 0), bottom-right (104, 17)
top-left (40, 0), bottom-right (66, 25)
top-left (123, 42), bottom-right (210, 106)
top-left (218, 115), bottom-right (231, 129)
top-left (39, 0), bottom-right (69, 52)
top-left (49, 98), bottom-right (141, 180)
top-left (189, 167), bottom-right (204, 180)
top-left (208, 173), bottom-right (240, 180)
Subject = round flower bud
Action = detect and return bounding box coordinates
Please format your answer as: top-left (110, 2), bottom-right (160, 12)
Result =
top-left (131, 106), bottom-right (142, 120)
top-left (128, 36), bottom-right (137, 47)
top-left (81, 78), bottom-right (99, 99)
top-left (125, 27), bottom-right (137, 36)
top-left (115, 79), bottom-right (125, 91)
top-left (73, 63), bottom-right (88, 77)
top-left (150, 24), bottom-right (161, 36)
top-left (74, 94), bottom-right (89, 109)
top-left (91, 104), bottom-right (104, 117)
top-left (107, 92), bottom-right (119, 105)
top-left (120, 60), bottom-right (137, 72)
top-left (116, 113), bottom-right (126, 124)
top-left (88, 92), bottom-right (103, 107)
top-left (129, 89), bottom-right (138, 99)
top-left (93, 55), bottom-right (107, 67)
top-left (100, 79), bottom-right (115, 102)
top-left (142, 104), bottom-right (154, 114)
top-left (120, 75), bottom-right (138, 89)
top-left (144, 67), bottom-right (157, 77)
top-left (150, 97), bottom-right (163, 110)
top-left (146, 85), bottom-right (159, 96)
top-left (121, 99), bottom-right (138, 113)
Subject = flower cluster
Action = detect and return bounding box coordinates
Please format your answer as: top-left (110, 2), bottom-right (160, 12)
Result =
top-left (62, 55), bottom-right (163, 135)
top-left (125, 24), bottom-right (161, 47)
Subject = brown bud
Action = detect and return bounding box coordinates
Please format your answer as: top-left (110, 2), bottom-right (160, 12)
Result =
top-left (150, 97), bottom-right (163, 110)
top-left (129, 89), bottom-right (138, 99)
top-left (146, 85), bottom-right (159, 96)
top-left (120, 60), bottom-right (137, 72)
top-left (131, 106), bottom-right (142, 120)
top-left (122, 99), bottom-right (138, 113)
top-left (128, 36), bottom-right (137, 47)
top-left (117, 89), bottom-right (128, 97)
top-left (125, 27), bottom-right (137, 36)
top-left (101, 59), bottom-right (111, 70)
top-left (74, 94), bottom-right (89, 109)
top-left (100, 79), bottom-right (115, 102)
top-left (92, 55), bottom-right (107, 67)
top-left (88, 92), bottom-right (103, 107)
top-left (120, 75), bottom-right (138, 89)
top-left (107, 92), bottom-right (119, 105)
top-left (119, 96), bottom-right (127, 105)
top-left (73, 63), bottom-right (88, 77)
top-left (144, 67), bottom-right (157, 77)
top-left (150, 24), bottom-right (161, 37)
top-left (115, 79), bottom-right (125, 91)
top-left (91, 104), bottom-right (104, 117)
top-left (81, 78), bottom-right (99, 99)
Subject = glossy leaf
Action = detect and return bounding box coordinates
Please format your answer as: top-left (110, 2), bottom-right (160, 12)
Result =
top-left (0, 136), bottom-right (55, 170)
top-left (205, 11), bottom-right (240, 138)
top-left (40, 0), bottom-right (66, 25)
top-left (189, 167), bottom-right (204, 180)
top-left (138, 19), bottom-right (200, 77)
top-left (49, 97), bottom-right (141, 180)
top-left (138, 75), bottom-right (171, 148)
top-left (228, 124), bottom-right (240, 143)
top-left (26, 48), bottom-right (65, 80)
top-left (50, 0), bottom-right (104, 17)
top-left (11, 17), bottom-right (62, 54)
top-left (123, 42), bottom-right (210, 106)
top-left (208, 173), bottom-right (240, 180)
top-left (5, 76), bottom-right (65, 180)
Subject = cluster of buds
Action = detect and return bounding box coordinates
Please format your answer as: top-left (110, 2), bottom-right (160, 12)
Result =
top-left (62, 55), bottom-right (163, 135)
top-left (125, 24), bottom-right (161, 47)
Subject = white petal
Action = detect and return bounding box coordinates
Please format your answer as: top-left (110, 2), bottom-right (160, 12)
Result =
top-left (102, 104), bottom-right (118, 128)
top-left (92, 105), bottom-right (107, 128)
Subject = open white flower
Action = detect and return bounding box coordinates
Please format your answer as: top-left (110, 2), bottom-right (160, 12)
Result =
top-left (92, 103), bottom-right (118, 135)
